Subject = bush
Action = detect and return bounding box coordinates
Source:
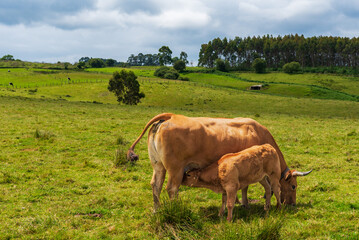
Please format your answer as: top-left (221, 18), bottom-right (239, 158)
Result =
top-left (215, 59), bottom-right (230, 72)
top-left (164, 69), bottom-right (179, 79)
top-left (283, 61), bottom-right (301, 74)
top-left (154, 66), bottom-right (179, 80)
top-left (108, 70), bottom-right (145, 105)
top-left (252, 58), bottom-right (267, 73)
top-left (173, 60), bottom-right (186, 72)
top-left (154, 66), bottom-right (171, 78)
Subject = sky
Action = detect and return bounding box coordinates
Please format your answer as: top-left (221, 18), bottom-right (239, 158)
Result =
top-left (1, 0), bottom-right (359, 64)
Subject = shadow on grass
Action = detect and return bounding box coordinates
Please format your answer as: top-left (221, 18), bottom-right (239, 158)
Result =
top-left (199, 199), bottom-right (314, 223)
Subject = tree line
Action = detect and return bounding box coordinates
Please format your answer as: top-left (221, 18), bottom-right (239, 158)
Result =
top-left (198, 34), bottom-right (359, 70)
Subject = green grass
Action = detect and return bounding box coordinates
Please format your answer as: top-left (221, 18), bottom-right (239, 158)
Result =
top-left (0, 68), bottom-right (108, 88)
top-left (0, 67), bottom-right (358, 239)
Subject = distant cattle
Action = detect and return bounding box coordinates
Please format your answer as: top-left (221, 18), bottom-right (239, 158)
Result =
top-left (250, 85), bottom-right (262, 90)
top-left (182, 144), bottom-right (282, 221)
top-left (9, 82), bottom-right (14, 87)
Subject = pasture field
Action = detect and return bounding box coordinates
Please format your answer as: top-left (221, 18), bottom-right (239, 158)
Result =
top-left (0, 68), bottom-right (358, 239)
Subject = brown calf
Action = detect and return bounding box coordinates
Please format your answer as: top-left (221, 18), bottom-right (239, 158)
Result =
top-left (182, 144), bottom-right (282, 221)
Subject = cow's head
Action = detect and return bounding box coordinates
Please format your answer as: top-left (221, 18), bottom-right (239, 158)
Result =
top-left (280, 169), bottom-right (312, 206)
top-left (182, 170), bottom-right (200, 187)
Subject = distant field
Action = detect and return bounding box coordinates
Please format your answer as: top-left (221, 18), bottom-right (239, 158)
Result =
top-left (238, 72), bottom-right (359, 96)
top-left (0, 68), bottom-right (108, 88)
top-left (0, 67), bottom-right (358, 239)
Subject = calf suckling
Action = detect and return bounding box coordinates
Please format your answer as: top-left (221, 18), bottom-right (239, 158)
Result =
top-left (182, 144), bottom-right (282, 221)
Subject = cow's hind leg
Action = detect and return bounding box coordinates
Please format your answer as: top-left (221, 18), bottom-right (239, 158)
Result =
top-left (166, 169), bottom-right (184, 199)
top-left (151, 162), bottom-right (166, 212)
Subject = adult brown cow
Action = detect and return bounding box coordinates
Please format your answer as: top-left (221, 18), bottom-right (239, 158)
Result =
top-left (127, 113), bottom-right (311, 210)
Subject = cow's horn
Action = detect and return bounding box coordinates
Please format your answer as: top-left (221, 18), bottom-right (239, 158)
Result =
top-left (292, 169), bottom-right (312, 177)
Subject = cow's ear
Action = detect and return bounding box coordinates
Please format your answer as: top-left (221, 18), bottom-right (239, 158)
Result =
top-left (285, 171), bottom-right (292, 181)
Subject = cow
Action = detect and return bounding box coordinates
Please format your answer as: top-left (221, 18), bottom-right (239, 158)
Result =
top-left (127, 113), bottom-right (311, 211)
top-left (182, 144), bottom-right (282, 221)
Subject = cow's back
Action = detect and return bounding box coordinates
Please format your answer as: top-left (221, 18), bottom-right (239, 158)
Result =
top-left (148, 115), bottom-right (284, 172)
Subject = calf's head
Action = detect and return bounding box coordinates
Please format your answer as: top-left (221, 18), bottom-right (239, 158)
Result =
top-left (280, 169), bottom-right (312, 206)
top-left (182, 170), bottom-right (200, 187)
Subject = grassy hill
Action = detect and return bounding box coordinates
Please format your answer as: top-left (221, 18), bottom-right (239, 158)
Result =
top-left (0, 67), bottom-right (358, 239)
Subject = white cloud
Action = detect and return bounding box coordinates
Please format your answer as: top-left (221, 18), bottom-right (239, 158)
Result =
top-left (1, 0), bottom-right (359, 63)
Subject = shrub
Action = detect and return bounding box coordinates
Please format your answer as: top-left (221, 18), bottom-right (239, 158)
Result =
top-left (164, 69), bottom-right (179, 79)
top-left (215, 59), bottom-right (230, 72)
top-left (173, 60), bottom-right (186, 72)
top-left (252, 58), bottom-right (267, 73)
top-left (154, 66), bottom-right (171, 78)
top-left (283, 61), bottom-right (301, 74)
top-left (154, 67), bottom-right (179, 80)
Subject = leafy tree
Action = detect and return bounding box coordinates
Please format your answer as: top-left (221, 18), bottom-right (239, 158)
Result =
top-left (1, 54), bottom-right (15, 61)
top-left (158, 46), bottom-right (172, 65)
top-left (77, 61), bottom-right (86, 69)
top-left (89, 58), bottom-right (105, 68)
top-left (173, 60), bottom-right (186, 72)
top-left (106, 59), bottom-right (116, 67)
top-left (64, 62), bottom-right (70, 70)
top-left (252, 58), bottom-right (267, 73)
top-left (79, 57), bottom-right (90, 63)
top-left (108, 70), bottom-right (145, 105)
top-left (180, 51), bottom-right (189, 64)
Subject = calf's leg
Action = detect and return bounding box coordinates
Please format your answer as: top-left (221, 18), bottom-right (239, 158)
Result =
top-left (224, 184), bottom-right (238, 222)
top-left (219, 194), bottom-right (227, 217)
top-left (259, 178), bottom-right (272, 211)
top-left (241, 186), bottom-right (249, 208)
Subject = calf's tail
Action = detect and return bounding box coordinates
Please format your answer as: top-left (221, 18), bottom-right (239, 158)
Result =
top-left (127, 113), bottom-right (174, 161)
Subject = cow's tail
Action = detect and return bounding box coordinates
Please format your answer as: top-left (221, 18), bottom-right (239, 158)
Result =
top-left (127, 113), bottom-right (174, 161)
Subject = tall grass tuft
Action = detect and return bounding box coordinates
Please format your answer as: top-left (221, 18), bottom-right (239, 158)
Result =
top-left (34, 129), bottom-right (55, 141)
top-left (150, 197), bottom-right (204, 239)
top-left (114, 147), bottom-right (127, 168)
top-left (116, 135), bottom-right (128, 146)
top-left (215, 215), bottom-right (283, 240)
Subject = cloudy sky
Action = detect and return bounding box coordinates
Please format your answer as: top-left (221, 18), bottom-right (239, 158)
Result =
top-left (1, 0), bottom-right (359, 64)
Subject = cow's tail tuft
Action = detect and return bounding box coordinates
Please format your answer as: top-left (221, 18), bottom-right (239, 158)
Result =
top-left (126, 113), bottom-right (174, 162)
top-left (127, 148), bottom-right (139, 162)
